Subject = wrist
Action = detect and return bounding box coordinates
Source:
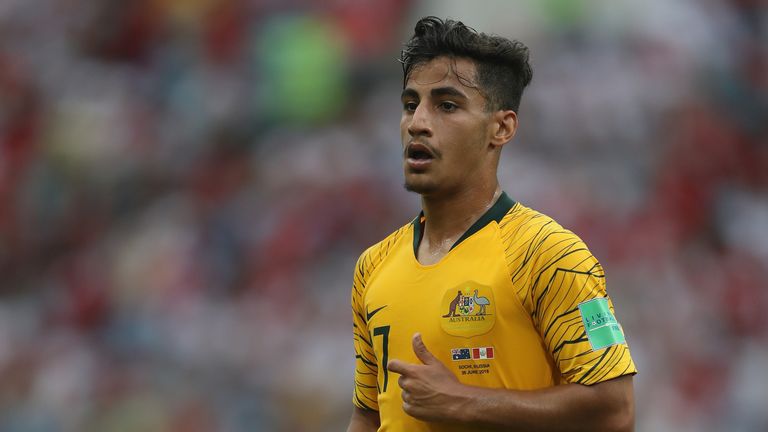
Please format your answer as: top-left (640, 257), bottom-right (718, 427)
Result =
top-left (446, 383), bottom-right (486, 423)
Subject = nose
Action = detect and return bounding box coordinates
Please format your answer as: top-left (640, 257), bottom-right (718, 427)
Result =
top-left (406, 104), bottom-right (433, 138)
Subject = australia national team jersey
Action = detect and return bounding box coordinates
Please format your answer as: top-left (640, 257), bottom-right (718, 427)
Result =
top-left (351, 193), bottom-right (637, 431)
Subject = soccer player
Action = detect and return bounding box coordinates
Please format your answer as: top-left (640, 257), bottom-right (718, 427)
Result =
top-left (347, 17), bottom-right (636, 432)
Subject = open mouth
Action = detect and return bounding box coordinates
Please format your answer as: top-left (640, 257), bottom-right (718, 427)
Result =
top-left (406, 143), bottom-right (435, 161)
top-left (409, 149), bottom-right (433, 160)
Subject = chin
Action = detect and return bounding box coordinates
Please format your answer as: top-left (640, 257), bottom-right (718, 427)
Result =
top-left (403, 179), bottom-right (439, 195)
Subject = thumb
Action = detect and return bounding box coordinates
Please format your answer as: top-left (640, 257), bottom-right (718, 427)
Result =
top-left (412, 333), bottom-right (437, 365)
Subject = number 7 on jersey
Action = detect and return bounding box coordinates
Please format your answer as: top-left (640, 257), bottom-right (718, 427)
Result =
top-left (372, 325), bottom-right (390, 392)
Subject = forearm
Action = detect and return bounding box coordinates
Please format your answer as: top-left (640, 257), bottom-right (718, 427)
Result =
top-left (455, 375), bottom-right (634, 432)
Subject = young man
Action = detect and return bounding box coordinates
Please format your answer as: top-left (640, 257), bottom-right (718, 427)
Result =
top-left (348, 17), bottom-right (636, 432)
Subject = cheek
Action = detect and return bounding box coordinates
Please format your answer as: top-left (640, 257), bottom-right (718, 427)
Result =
top-left (446, 130), bottom-right (485, 168)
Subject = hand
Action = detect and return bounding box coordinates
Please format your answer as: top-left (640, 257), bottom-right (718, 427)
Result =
top-left (387, 333), bottom-right (468, 422)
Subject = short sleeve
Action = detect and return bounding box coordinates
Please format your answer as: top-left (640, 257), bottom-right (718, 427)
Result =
top-left (351, 251), bottom-right (379, 411)
top-left (528, 230), bottom-right (637, 385)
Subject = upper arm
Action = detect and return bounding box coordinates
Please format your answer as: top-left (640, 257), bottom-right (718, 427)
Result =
top-left (529, 229), bottom-right (637, 385)
top-left (580, 374), bottom-right (635, 431)
top-left (347, 405), bottom-right (380, 432)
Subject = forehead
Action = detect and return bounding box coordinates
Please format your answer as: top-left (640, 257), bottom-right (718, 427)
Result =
top-left (405, 57), bottom-right (481, 93)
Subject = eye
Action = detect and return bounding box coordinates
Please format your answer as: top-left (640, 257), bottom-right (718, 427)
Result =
top-left (403, 101), bottom-right (418, 112)
top-left (439, 101), bottom-right (458, 112)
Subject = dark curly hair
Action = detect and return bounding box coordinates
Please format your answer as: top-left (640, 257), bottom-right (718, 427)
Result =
top-left (400, 16), bottom-right (533, 113)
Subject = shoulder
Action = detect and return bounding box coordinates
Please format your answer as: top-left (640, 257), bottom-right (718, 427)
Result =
top-left (497, 203), bottom-right (598, 274)
top-left (354, 221), bottom-right (413, 287)
top-left (497, 203), bottom-right (582, 246)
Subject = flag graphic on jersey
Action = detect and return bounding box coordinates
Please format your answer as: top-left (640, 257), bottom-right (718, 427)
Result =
top-left (451, 347), bottom-right (494, 361)
top-left (472, 347), bottom-right (494, 359)
top-left (451, 348), bottom-right (471, 360)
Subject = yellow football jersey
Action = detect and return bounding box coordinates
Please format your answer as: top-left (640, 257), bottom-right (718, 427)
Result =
top-left (351, 193), bottom-right (636, 431)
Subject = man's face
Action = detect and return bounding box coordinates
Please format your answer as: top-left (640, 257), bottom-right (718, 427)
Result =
top-left (400, 56), bottom-right (494, 197)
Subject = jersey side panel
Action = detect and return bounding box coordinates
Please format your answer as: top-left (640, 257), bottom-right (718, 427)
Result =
top-left (351, 224), bottom-right (411, 411)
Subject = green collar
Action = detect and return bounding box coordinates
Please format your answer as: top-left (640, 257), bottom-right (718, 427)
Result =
top-left (412, 192), bottom-right (516, 255)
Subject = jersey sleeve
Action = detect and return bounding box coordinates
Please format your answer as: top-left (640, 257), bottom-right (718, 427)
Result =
top-left (351, 250), bottom-right (379, 411)
top-left (528, 229), bottom-right (637, 385)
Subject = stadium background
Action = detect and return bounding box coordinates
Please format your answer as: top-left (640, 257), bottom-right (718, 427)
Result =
top-left (0, 0), bottom-right (766, 431)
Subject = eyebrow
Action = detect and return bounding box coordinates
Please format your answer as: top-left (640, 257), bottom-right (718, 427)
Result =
top-left (430, 86), bottom-right (468, 100)
top-left (401, 86), bottom-right (469, 101)
top-left (401, 88), bottom-right (419, 101)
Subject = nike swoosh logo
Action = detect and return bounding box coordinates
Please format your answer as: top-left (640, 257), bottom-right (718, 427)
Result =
top-left (366, 305), bottom-right (387, 321)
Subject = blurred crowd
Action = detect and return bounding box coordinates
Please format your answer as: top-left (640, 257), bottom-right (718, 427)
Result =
top-left (0, 0), bottom-right (766, 431)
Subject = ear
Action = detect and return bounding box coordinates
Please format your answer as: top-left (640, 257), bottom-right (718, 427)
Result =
top-left (489, 110), bottom-right (518, 148)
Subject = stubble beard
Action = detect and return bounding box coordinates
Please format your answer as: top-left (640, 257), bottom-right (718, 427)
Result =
top-left (403, 172), bottom-right (439, 195)
top-left (404, 181), bottom-right (437, 195)
top-left (403, 167), bottom-right (474, 199)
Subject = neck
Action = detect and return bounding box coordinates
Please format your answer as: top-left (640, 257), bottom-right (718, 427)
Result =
top-left (420, 181), bottom-right (502, 251)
